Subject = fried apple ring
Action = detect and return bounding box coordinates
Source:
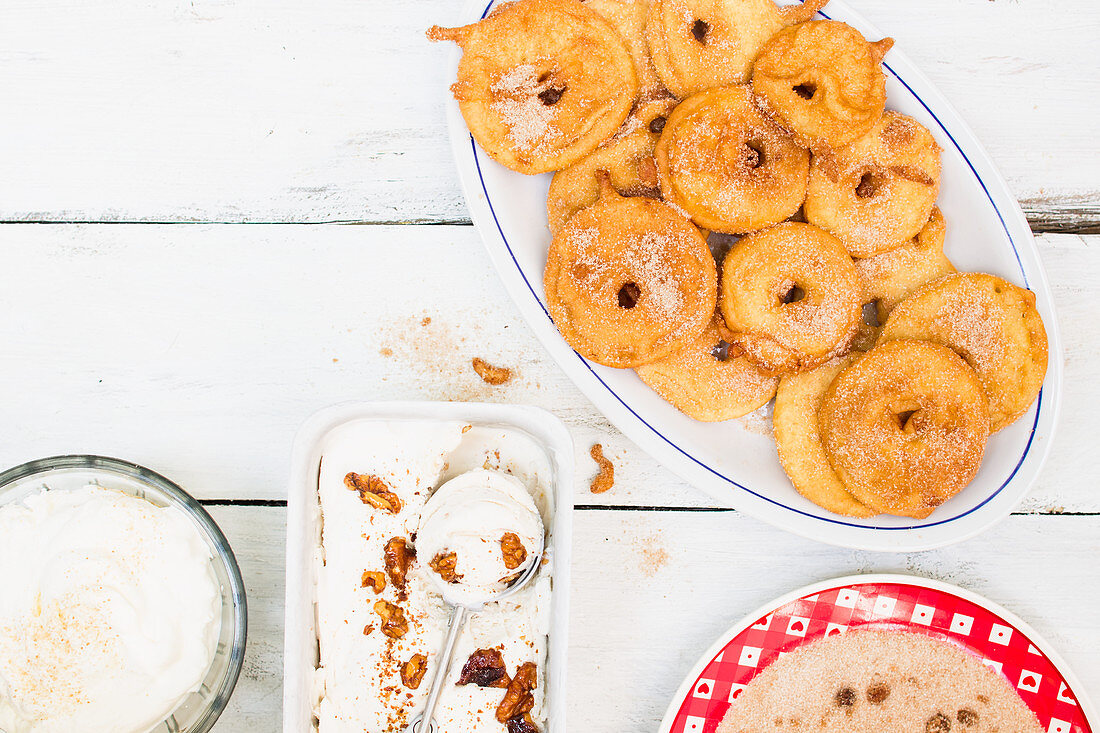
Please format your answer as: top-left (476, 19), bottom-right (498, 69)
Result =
top-left (428, 0), bottom-right (639, 174)
top-left (752, 20), bottom-right (893, 151)
top-left (773, 354), bottom-right (876, 517)
top-left (582, 0), bottom-right (664, 96)
top-left (547, 96), bottom-right (675, 233)
top-left (636, 315), bottom-right (779, 421)
top-left (655, 85), bottom-right (810, 233)
top-left (719, 222), bottom-right (864, 373)
top-left (805, 112), bottom-right (942, 256)
top-left (645, 0), bottom-right (828, 99)
top-left (544, 176), bottom-right (716, 367)
top-left (877, 273), bottom-right (1048, 432)
top-left (818, 340), bottom-right (989, 518)
top-left (856, 206), bottom-right (955, 322)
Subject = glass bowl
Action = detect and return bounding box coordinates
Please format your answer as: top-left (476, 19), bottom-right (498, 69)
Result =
top-left (0, 455), bottom-right (248, 733)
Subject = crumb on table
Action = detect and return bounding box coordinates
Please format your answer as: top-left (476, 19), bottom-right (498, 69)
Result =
top-left (472, 357), bottom-right (513, 385)
top-left (589, 443), bottom-right (614, 494)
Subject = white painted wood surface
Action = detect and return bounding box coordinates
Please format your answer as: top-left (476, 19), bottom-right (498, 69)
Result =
top-left (0, 0), bottom-right (1097, 228)
top-left (2, 0), bottom-right (1098, 730)
top-left (211, 506), bottom-right (1100, 731)
top-left (2, 225), bottom-right (1097, 511)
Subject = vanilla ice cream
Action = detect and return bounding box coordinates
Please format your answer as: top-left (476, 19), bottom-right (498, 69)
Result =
top-left (313, 420), bottom-right (554, 733)
top-left (0, 486), bottom-right (222, 733)
top-left (417, 469), bottom-right (543, 605)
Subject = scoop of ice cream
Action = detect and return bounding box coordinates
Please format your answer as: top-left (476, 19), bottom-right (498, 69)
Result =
top-left (416, 469), bottom-right (543, 606)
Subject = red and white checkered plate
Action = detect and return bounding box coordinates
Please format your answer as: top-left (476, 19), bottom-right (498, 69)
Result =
top-left (659, 574), bottom-right (1094, 733)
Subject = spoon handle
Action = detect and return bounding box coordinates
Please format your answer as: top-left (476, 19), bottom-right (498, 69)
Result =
top-left (412, 604), bottom-right (468, 733)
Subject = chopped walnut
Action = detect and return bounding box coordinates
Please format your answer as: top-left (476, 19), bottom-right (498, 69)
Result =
top-left (496, 662), bottom-right (537, 722)
top-left (384, 537), bottom-right (414, 596)
top-left (344, 472), bottom-right (402, 513)
top-left (361, 570), bottom-right (386, 594)
top-left (401, 653), bottom-right (428, 689)
top-left (472, 357), bottom-right (513, 385)
top-left (500, 532), bottom-right (528, 570)
top-left (506, 713), bottom-right (540, 733)
top-left (373, 600), bottom-right (409, 639)
top-left (457, 648), bottom-right (511, 689)
top-left (430, 551), bottom-right (462, 583)
top-left (589, 443), bottom-right (614, 494)
top-left (363, 624), bottom-right (375, 636)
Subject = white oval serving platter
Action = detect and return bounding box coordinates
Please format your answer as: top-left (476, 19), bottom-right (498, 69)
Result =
top-left (439, 0), bottom-right (1063, 551)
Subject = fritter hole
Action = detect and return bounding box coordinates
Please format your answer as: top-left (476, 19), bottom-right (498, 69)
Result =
top-left (649, 116), bottom-right (667, 134)
top-left (538, 86), bottom-right (566, 106)
top-left (691, 19), bottom-right (709, 43)
top-left (856, 172), bottom-right (882, 198)
top-left (781, 285), bottom-right (806, 304)
top-left (711, 340), bottom-right (732, 362)
top-left (744, 140), bottom-right (766, 168)
top-left (793, 82), bottom-right (817, 100)
top-left (618, 282), bottom-right (641, 309)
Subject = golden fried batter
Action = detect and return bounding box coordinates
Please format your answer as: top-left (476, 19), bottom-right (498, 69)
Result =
top-left (773, 354), bottom-right (876, 517)
top-left (856, 206), bottom-right (955, 322)
top-left (752, 20), bottom-right (892, 151)
top-left (877, 272), bottom-right (1048, 431)
top-left (429, 0), bottom-right (638, 173)
top-left (636, 315), bottom-right (779, 421)
top-left (655, 85), bottom-right (810, 233)
top-left (544, 175), bottom-right (715, 367)
top-left (719, 222), bottom-right (864, 373)
top-left (547, 96), bottom-right (676, 232)
top-left (583, 0), bottom-right (664, 96)
top-left (818, 339), bottom-right (990, 518)
top-left (806, 112), bottom-right (942, 256)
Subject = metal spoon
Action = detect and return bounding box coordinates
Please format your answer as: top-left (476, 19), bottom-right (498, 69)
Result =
top-left (406, 516), bottom-right (544, 733)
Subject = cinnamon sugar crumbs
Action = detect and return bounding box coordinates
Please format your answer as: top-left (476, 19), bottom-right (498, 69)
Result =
top-left (589, 443), bottom-right (615, 494)
top-left (472, 357), bottom-right (514, 385)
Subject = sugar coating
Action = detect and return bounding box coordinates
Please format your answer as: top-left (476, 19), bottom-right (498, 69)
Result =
top-left (717, 629), bottom-right (1044, 733)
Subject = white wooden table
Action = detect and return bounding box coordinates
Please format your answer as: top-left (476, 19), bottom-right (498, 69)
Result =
top-left (2, 1), bottom-right (1098, 730)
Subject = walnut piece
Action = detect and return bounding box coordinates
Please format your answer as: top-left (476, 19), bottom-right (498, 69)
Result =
top-left (472, 357), bottom-right (513, 385)
top-left (384, 537), bottom-right (414, 596)
top-left (401, 653), bottom-right (428, 689)
top-left (506, 713), bottom-right (540, 733)
top-left (589, 443), bottom-right (614, 494)
top-left (500, 532), bottom-right (528, 571)
top-left (344, 472), bottom-right (402, 513)
top-left (430, 551), bottom-right (462, 583)
top-left (373, 600), bottom-right (409, 639)
top-left (457, 648), bottom-right (511, 689)
top-left (363, 624), bottom-right (375, 636)
top-left (496, 662), bottom-right (537, 722)
top-left (361, 570), bottom-right (386, 594)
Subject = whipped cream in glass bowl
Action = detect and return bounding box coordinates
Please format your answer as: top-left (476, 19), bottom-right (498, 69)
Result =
top-left (0, 456), bottom-right (247, 733)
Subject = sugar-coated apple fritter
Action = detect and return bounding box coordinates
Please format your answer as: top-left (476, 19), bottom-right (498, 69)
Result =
top-left (806, 111), bottom-right (942, 257)
top-left (428, 0), bottom-right (638, 174)
top-left (752, 20), bottom-right (893, 152)
top-left (655, 85), bottom-right (810, 233)
top-left (719, 222), bottom-right (864, 373)
top-left (877, 272), bottom-right (1047, 432)
top-left (636, 315), bottom-right (779, 421)
top-left (818, 339), bottom-right (990, 519)
top-left (544, 175), bottom-right (715, 367)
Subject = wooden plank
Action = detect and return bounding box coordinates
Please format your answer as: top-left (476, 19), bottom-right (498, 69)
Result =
top-left (208, 505), bottom-right (1100, 731)
top-left (1, 224), bottom-right (1095, 511)
top-left (0, 0), bottom-right (1096, 228)
top-left (0, 223), bottom-right (1094, 512)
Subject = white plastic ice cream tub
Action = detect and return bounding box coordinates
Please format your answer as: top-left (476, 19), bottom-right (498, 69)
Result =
top-left (283, 401), bottom-right (573, 733)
